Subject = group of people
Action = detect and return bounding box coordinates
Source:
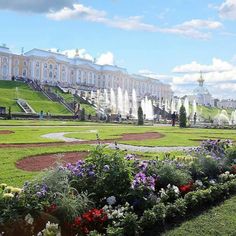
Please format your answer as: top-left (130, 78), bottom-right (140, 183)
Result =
top-left (171, 112), bottom-right (197, 126)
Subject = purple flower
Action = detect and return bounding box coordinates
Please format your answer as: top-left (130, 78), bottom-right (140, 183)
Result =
top-left (88, 171), bottom-right (95, 177)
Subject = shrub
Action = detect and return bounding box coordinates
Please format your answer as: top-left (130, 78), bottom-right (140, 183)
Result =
top-left (107, 226), bottom-right (124, 236)
top-left (179, 105), bottom-right (186, 128)
top-left (138, 106), bottom-right (144, 125)
top-left (225, 147), bottom-right (236, 166)
top-left (190, 155), bottom-right (220, 179)
top-left (156, 164), bottom-right (192, 189)
top-left (69, 146), bottom-right (133, 201)
top-left (80, 108), bottom-right (85, 121)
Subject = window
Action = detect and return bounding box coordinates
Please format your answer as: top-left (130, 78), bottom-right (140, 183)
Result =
top-left (49, 71), bottom-right (53, 79)
top-left (44, 63), bottom-right (47, 69)
top-left (2, 65), bottom-right (8, 76)
top-left (23, 69), bottom-right (27, 77)
top-left (49, 64), bottom-right (53, 70)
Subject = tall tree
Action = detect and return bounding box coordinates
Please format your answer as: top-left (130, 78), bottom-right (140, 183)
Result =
top-left (179, 104), bottom-right (187, 128)
top-left (138, 106), bottom-right (144, 125)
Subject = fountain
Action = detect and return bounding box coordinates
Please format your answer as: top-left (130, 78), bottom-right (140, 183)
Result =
top-left (110, 88), bottom-right (116, 114)
top-left (177, 98), bottom-right (182, 114)
top-left (104, 89), bottom-right (110, 105)
top-left (171, 99), bottom-right (176, 114)
top-left (131, 89), bottom-right (138, 118)
top-left (184, 97), bottom-right (190, 118)
top-left (124, 90), bottom-right (130, 116)
top-left (230, 110), bottom-right (236, 125)
top-left (213, 110), bottom-right (230, 125)
top-left (117, 87), bottom-right (124, 115)
top-left (141, 96), bottom-right (154, 120)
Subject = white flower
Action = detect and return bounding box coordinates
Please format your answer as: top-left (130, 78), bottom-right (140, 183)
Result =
top-left (172, 185), bottom-right (180, 194)
top-left (160, 188), bottom-right (167, 198)
top-left (209, 180), bottom-right (216, 184)
top-left (107, 196), bottom-right (116, 205)
top-left (195, 180), bottom-right (203, 187)
top-left (25, 214), bottom-right (34, 225)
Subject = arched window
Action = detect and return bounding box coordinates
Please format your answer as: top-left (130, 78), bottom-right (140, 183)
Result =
top-left (49, 64), bottom-right (53, 70)
top-left (49, 71), bottom-right (53, 79)
top-left (23, 69), bottom-right (27, 77)
top-left (2, 64), bottom-right (8, 76)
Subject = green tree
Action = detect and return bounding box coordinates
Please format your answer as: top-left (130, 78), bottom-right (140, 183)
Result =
top-left (179, 105), bottom-right (187, 128)
top-left (7, 106), bottom-right (12, 120)
top-left (80, 108), bottom-right (85, 121)
top-left (138, 106), bottom-right (144, 125)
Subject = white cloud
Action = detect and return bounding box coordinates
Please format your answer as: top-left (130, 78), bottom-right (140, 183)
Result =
top-left (47, 3), bottom-right (221, 39)
top-left (173, 58), bottom-right (234, 73)
top-left (96, 52), bottom-right (114, 65)
top-left (160, 19), bottom-right (222, 40)
top-left (218, 0), bottom-right (236, 20)
top-left (47, 3), bottom-right (106, 22)
top-left (171, 58), bottom-right (236, 99)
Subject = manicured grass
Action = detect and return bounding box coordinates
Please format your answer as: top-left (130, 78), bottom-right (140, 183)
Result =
top-left (163, 195), bottom-right (236, 236)
top-left (198, 105), bottom-right (233, 121)
top-left (0, 81), bottom-right (71, 115)
top-left (0, 122), bottom-right (236, 146)
top-left (65, 126), bottom-right (236, 147)
top-left (0, 144), bottom-right (91, 186)
top-left (51, 86), bottom-right (96, 115)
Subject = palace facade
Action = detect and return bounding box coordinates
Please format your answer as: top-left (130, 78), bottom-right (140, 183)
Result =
top-left (0, 45), bottom-right (172, 100)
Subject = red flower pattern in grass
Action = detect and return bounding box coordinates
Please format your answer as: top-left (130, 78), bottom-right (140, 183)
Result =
top-left (73, 208), bottom-right (108, 235)
top-left (179, 182), bottom-right (193, 194)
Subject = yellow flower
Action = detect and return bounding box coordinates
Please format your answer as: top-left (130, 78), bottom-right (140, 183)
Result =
top-left (0, 183), bottom-right (7, 189)
top-left (4, 186), bottom-right (13, 193)
top-left (11, 188), bottom-right (22, 194)
top-left (3, 193), bottom-right (14, 198)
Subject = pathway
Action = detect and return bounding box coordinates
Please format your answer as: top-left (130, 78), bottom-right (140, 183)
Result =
top-left (41, 131), bottom-right (195, 152)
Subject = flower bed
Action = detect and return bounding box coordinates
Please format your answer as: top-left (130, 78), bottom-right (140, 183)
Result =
top-left (0, 140), bottom-right (236, 236)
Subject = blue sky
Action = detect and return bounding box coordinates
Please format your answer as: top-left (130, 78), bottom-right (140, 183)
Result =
top-left (0, 0), bottom-right (236, 99)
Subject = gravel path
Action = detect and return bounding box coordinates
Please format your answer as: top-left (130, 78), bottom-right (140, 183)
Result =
top-left (41, 131), bottom-right (194, 152)
top-left (41, 132), bottom-right (82, 142)
top-left (107, 143), bottom-right (194, 152)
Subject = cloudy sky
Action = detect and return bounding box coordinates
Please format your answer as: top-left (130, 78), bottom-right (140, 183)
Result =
top-left (0, 0), bottom-right (236, 99)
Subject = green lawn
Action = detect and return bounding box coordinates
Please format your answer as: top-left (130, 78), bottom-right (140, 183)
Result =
top-left (51, 86), bottom-right (96, 115)
top-left (0, 81), bottom-right (71, 115)
top-left (0, 144), bottom-right (91, 186)
top-left (0, 122), bottom-right (236, 146)
top-left (163, 195), bottom-right (236, 236)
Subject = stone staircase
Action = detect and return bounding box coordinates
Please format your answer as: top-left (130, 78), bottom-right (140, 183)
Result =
top-left (17, 99), bottom-right (36, 114)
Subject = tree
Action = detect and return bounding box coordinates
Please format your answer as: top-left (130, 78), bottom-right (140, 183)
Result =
top-left (80, 108), bottom-right (85, 121)
top-left (138, 106), bottom-right (144, 125)
top-left (7, 106), bottom-right (12, 120)
top-left (179, 104), bottom-right (187, 128)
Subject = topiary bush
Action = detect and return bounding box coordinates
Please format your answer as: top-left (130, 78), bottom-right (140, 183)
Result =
top-left (137, 106), bottom-right (144, 125)
top-left (179, 104), bottom-right (187, 128)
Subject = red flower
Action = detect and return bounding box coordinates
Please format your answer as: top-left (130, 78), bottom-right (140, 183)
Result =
top-left (179, 182), bottom-right (193, 194)
top-left (74, 216), bottom-right (82, 226)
